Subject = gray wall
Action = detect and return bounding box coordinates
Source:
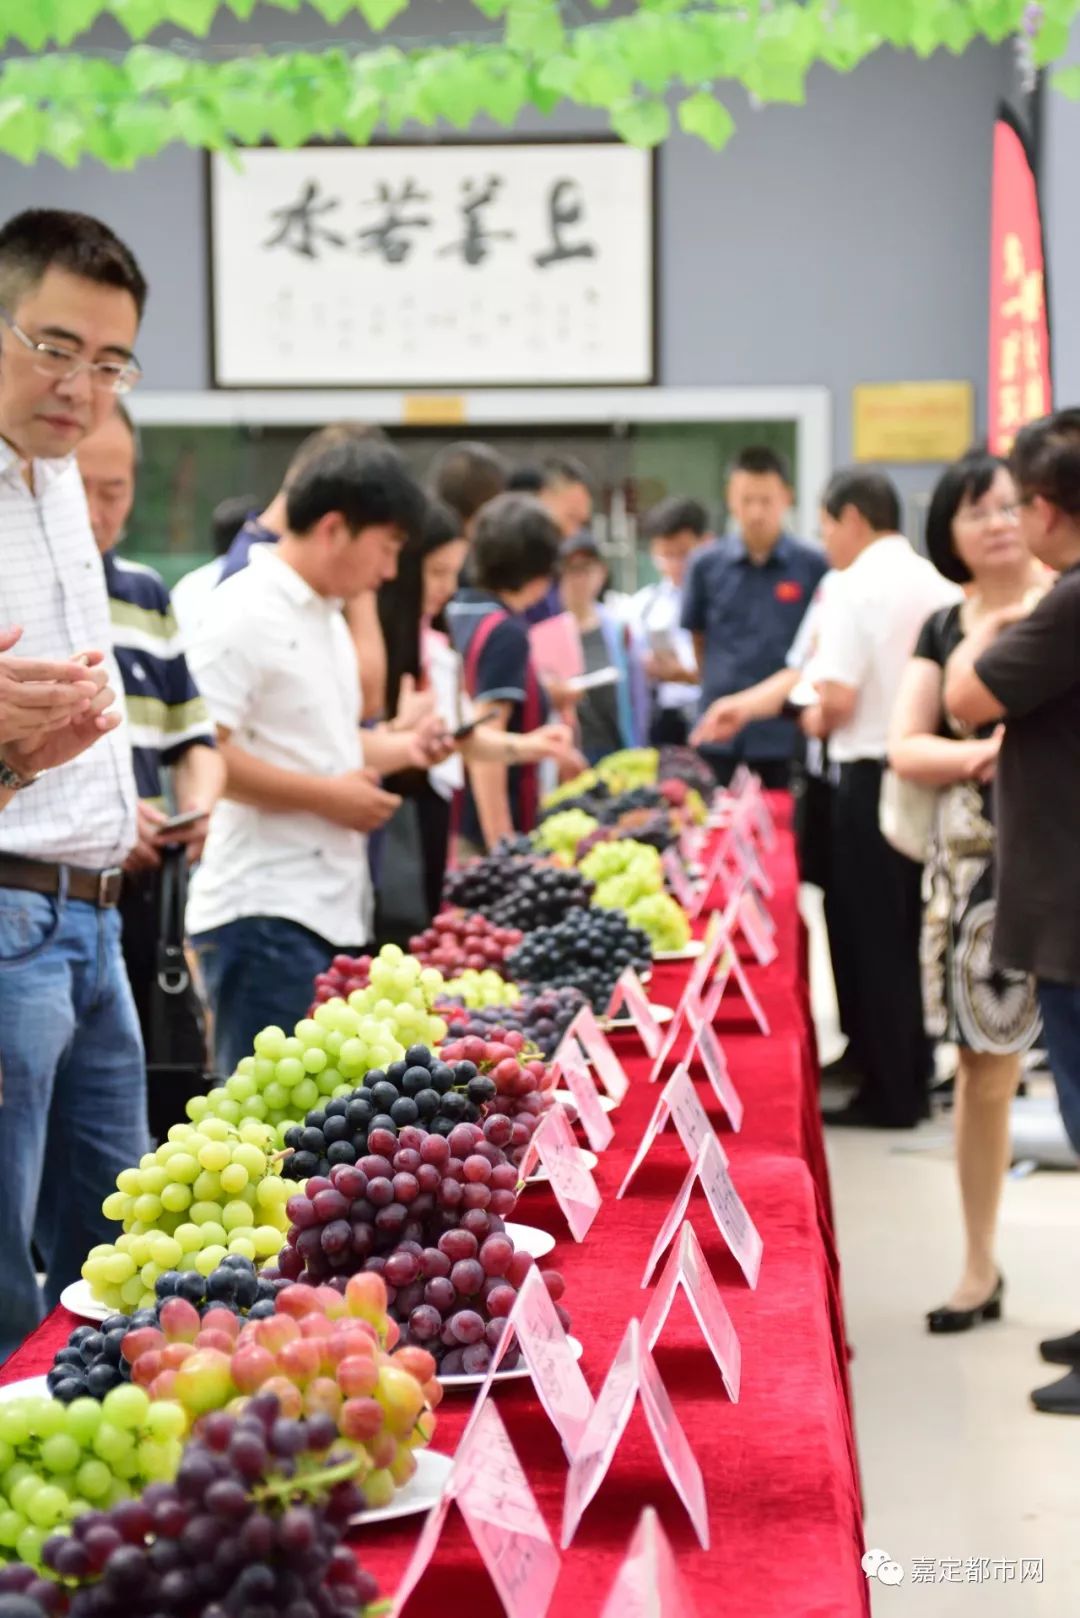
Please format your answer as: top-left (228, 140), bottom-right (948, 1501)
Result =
top-left (0, 33), bottom-right (1014, 510)
top-left (1043, 23), bottom-right (1080, 405)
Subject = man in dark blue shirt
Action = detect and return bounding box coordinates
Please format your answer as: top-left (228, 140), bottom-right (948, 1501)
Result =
top-left (682, 445), bottom-right (826, 786)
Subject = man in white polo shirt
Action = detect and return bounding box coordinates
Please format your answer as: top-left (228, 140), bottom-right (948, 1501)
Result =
top-left (805, 469), bottom-right (960, 1130)
top-left (0, 208), bottom-right (149, 1357)
top-left (188, 439), bottom-right (443, 1075)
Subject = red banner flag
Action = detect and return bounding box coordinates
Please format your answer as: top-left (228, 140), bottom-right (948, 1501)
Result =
top-left (988, 111), bottom-right (1052, 455)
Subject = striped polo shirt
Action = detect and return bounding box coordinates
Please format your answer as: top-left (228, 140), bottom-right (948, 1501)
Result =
top-left (102, 552), bottom-right (215, 805)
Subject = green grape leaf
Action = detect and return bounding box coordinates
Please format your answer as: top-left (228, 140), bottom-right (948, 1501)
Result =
top-left (820, 10), bottom-right (879, 71)
top-left (224, 0), bottom-right (261, 18)
top-left (109, 0), bottom-right (169, 40)
top-left (340, 83), bottom-right (382, 143)
top-left (471, 0), bottom-right (510, 16)
top-left (163, 0), bottom-right (218, 34)
top-left (677, 90), bottom-right (735, 151)
top-left (1034, 16), bottom-right (1072, 65)
top-left (0, 98), bottom-right (42, 163)
top-left (937, 5), bottom-right (977, 53)
top-left (48, 0), bottom-right (105, 44)
top-left (42, 110), bottom-right (88, 167)
top-left (125, 45), bottom-right (191, 95)
top-left (506, 0), bottom-right (566, 56)
top-left (1053, 64), bottom-right (1080, 97)
top-left (357, 0), bottom-right (410, 28)
top-left (479, 56), bottom-right (530, 125)
top-left (610, 96), bottom-right (670, 147)
top-left (968, 0), bottom-right (1025, 40)
top-left (108, 99), bottom-right (175, 161)
top-left (218, 90), bottom-right (270, 144)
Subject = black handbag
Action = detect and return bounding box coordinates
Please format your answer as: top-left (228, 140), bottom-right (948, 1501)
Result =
top-left (144, 845), bottom-right (214, 1139)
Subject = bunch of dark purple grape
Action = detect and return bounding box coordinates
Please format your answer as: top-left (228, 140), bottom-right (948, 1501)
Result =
top-left (439, 986), bottom-right (588, 1059)
top-left (658, 743), bottom-right (715, 795)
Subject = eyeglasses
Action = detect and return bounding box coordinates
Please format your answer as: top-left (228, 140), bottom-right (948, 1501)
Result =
top-left (955, 504), bottom-right (1019, 530)
top-left (0, 308), bottom-right (141, 395)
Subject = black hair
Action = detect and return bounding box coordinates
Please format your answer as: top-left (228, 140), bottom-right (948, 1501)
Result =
top-left (378, 497), bottom-right (466, 717)
top-left (428, 440), bottom-right (509, 525)
top-left (285, 440), bottom-right (427, 542)
top-left (282, 420), bottom-right (388, 492)
top-left (925, 449), bottom-right (1007, 584)
top-left (471, 493), bottom-right (561, 595)
top-left (823, 468), bottom-right (902, 535)
top-left (0, 209), bottom-right (147, 318)
top-left (1011, 408), bottom-right (1080, 519)
top-left (211, 494), bottom-right (257, 558)
top-left (642, 495), bottom-right (710, 542)
top-left (540, 454), bottom-right (592, 491)
top-left (507, 465), bottom-right (545, 494)
top-left (730, 444), bottom-right (792, 486)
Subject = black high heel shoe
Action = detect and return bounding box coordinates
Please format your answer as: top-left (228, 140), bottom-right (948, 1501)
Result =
top-left (926, 1275), bottom-right (1004, 1335)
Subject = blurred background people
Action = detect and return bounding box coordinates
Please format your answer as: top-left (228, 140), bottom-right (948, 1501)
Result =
top-left (627, 495), bottom-right (709, 746)
top-left (171, 493), bottom-right (256, 648)
top-left (557, 532), bottom-right (647, 764)
top-left (429, 439), bottom-right (509, 539)
top-left (512, 456), bottom-right (594, 625)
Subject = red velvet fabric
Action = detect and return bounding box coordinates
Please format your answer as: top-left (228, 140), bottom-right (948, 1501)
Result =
top-left (0, 800), bottom-right (869, 1618)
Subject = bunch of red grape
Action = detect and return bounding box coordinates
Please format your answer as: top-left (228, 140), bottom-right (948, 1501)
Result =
top-left (309, 953), bottom-right (374, 1003)
top-left (440, 989), bottom-right (589, 1059)
top-left (406, 912), bottom-right (524, 976)
top-left (0, 1397), bottom-right (383, 1618)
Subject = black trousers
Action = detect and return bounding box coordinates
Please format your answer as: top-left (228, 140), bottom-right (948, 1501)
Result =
top-left (830, 759), bottom-right (930, 1126)
top-left (648, 706), bottom-right (692, 747)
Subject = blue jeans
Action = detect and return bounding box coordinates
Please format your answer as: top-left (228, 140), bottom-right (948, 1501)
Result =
top-left (1036, 980), bottom-right (1080, 1156)
top-left (0, 887), bottom-right (148, 1361)
top-left (194, 917), bottom-right (344, 1078)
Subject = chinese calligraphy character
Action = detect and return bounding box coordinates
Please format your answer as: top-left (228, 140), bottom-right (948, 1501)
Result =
top-left (264, 180), bottom-right (346, 259)
top-left (1024, 376), bottom-right (1047, 419)
top-left (1021, 1559), bottom-right (1045, 1583)
top-left (990, 1558), bottom-right (1018, 1582)
top-left (999, 333), bottom-right (1021, 383)
top-left (999, 385), bottom-right (1022, 431)
top-left (358, 180), bottom-right (432, 264)
top-left (938, 1559), bottom-right (964, 1583)
top-left (438, 176), bottom-right (514, 265)
top-left (535, 178), bottom-right (597, 269)
top-left (1004, 269), bottom-right (1044, 324)
top-left (1024, 328), bottom-right (1042, 372)
top-left (1003, 231), bottom-right (1025, 284)
top-left (966, 1557), bottom-right (991, 1585)
top-left (910, 1559), bottom-right (937, 1584)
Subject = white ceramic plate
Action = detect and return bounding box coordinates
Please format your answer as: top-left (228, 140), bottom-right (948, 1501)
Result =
top-left (653, 940), bottom-right (705, 962)
top-left (60, 1280), bottom-right (111, 1323)
top-left (525, 1148), bottom-right (598, 1185)
top-left (349, 1449), bottom-right (454, 1526)
top-left (599, 1004), bottom-right (675, 1031)
top-left (439, 1336), bottom-right (584, 1391)
top-left (0, 1376), bottom-right (49, 1403)
top-left (503, 1221), bottom-right (556, 1259)
top-left (552, 1090), bottom-right (616, 1118)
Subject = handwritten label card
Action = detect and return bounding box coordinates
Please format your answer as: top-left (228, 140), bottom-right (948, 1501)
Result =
top-left (561, 1319), bottom-right (709, 1552)
top-left (732, 825), bottom-right (775, 900)
top-left (679, 824), bottom-right (705, 865)
top-left (736, 889), bottom-right (778, 967)
top-left (478, 1265), bottom-right (594, 1460)
top-left (641, 1222), bottom-right (741, 1403)
top-left (725, 947), bottom-right (771, 1037)
top-left (684, 1004), bottom-right (744, 1132)
top-left (690, 828), bottom-right (736, 919)
top-left (618, 1067), bottom-right (722, 1199)
top-left (606, 967), bottom-right (664, 1059)
top-left (533, 1105), bottom-right (601, 1242)
top-left (392, 1400), bottom-right (560, 1618)
top-left (599, 1507), bottom-right (701, 1618)
top-left (744, 777), bottom-right (777, 849)
top-left (675, 909), bottom-right (729, 1023)
top-left (662, 846), bottom-right (698, 911)
top-left (566, 1005), bottom-right (630, 1105)
top-left (552, 1040), bottom-right (614, 1153)
top-left (643, 1134), bottom-right (763, 1290)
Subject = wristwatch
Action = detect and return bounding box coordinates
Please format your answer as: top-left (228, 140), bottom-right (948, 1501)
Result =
top-left (0, 758), bottom-right (42, 791)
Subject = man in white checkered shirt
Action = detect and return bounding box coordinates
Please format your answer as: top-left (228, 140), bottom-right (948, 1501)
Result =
top-left (0, 209), bottom-right (151, 1359)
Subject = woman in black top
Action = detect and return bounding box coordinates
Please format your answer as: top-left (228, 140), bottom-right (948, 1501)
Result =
top-left (889, 449), bottom-right (1045, 1334)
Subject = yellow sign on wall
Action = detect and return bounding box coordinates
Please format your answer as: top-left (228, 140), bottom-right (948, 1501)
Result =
top-left (853, 382), bottom-right (975, 463)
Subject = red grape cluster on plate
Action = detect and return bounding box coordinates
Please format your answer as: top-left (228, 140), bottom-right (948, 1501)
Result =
top-left (406, 913), bottom-right (524, 977)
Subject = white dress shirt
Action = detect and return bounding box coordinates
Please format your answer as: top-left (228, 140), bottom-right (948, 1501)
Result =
top-left (170, 556), bottom-right (225, 651)
top-left (0, 440), bottom-right (136, 868)
top-left (625, 578), bottom-right (701, 711)
top-left (812, 535), bottom-right (962, 763)
top-left (186, 545), bottom-right (373, 946)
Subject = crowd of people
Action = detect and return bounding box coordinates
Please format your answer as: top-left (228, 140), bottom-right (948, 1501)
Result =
top-left (1, 206), bottom-right (1079, 1418)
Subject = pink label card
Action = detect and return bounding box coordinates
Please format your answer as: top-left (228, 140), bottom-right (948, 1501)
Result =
top-left (641, 1221), bottom-right (741, 1403)
top-left (676, 909), bottom-right (729, 1021)
top-left (533, 1105), bottom-right (601, 1242)
top-left (567, 1005), bottom-right (630, 1105)
top-left (562, 1319), bottom-right (709, 1552)
top-left (477, 1264), bottom-right (594, 1460)
top-left (690, 828), bottom-right (735, 919)
top-left (455, 1401), bottom-right (563, 1618)
top-left (607, 967), bottom-right (664, 1059)
top-left (744, 777), bottom-right (778, 849)
top-left (732, 826), bottom-right (775, 900)
top-left (678, 824), bottom-right (704, 865)
top-left (736, 890), bottom-right (778, 967)
top-left (599, 1508), bottom-right (701, 1618)
top-left (726, 949), bottom-right (772, 1037)
top-left (643, 1134), bottom-right (763, 1290)
top-left (618, 1066), bottom-right (721, 1198)
top-left (684, 1005), bottom-right (744, 1132)
top-left (552, 1040), bottom-right (615, 1153)
top-left (662, 846), bottom-right (698, 911)
top-left (389, 1480), bottom-right (454, 1618)
top-left (647, 996), bottom-right (689, 1084)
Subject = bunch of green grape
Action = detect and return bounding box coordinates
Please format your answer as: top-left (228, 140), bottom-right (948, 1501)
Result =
top-left (0, 1384), bottom-right (184, 1568)
top-left (440, 968), bottom-right (521, 1010)
top-left (81, 1119), bottom-right (291, 1313)
top-left (346, 946), bottom-right (450, 1050)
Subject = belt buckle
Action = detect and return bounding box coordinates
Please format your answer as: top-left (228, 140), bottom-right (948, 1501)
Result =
top-left (98, 867), bottom-right (122, 907)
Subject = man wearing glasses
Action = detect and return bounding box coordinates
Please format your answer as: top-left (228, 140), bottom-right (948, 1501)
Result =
top-left (0, 208), bottom-right (150, 1358)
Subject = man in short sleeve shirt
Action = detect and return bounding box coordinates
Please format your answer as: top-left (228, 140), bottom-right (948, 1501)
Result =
top-left (683, 445), bottom-right (826, 786)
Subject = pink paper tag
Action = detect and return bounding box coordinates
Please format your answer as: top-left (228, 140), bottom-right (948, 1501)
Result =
top-left (643, 1134), bottom-right (763, 1290)
top-left (562, 1319), bottom-right (709, 1552)
top-left (533, 1105), bottom-right (601, 1242)
top-left (647, 995), bottom-right (690, 1084)
top-left (641, 1222), bottom-right (741, 1403)
top-left (618, 1065), bottom-right (720, 1198)
top-left (599, 1508), bottom-right (701, 1618)
top-left (552, 1041), bottom-right (615, 1153)
top-left (675, 910), bottom-right (728, 1023)
top-left (726, 950), bottom-right (772, 1037)
top-left (679, 824), bottom-right (704, 865)
top-left (455, 1401), bottom-right (563, 1618)
top-left (568, 1005), bottom-right (630, 1105)
top-left (690, 829), bottom-right (734, 919)
top-left (684, 1004), bottom-right (744, 1132)
top-left (608, 967), bottom-right (664, 1059)
top-left (736, 890), bottom-right (778, 967)
top-left (732, 826), bottom-right (775, 900)
top-left (478, 1265), bottom-right (594, 1460)
top-left (662, 846), bottom-right (698, 911)
top-left (744, 777), bottom-right (777, 849)
top-left (389, 1480), bottom-right (454, 1618)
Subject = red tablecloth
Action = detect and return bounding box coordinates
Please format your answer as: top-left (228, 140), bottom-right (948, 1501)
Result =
top-left (1, 799), bottom-right (869, 1618)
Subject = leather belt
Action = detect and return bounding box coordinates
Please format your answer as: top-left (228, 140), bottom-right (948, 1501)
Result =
top-left (0, 854), bottom-right (124, 908)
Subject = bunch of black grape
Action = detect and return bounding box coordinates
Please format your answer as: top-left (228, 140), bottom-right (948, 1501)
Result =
top-left (536, 782), bottom-right (612, 823)
top-left (280, 1045), bottom-right (495, 1181)
top-left (596, 784), bottom-right (667, 822)
top-left (659, 743), bottom-right (715, 795)
top-left (486, 863), bottom-right (594, 931)
top-left (489, 834), bottom-right (535, 858)
top-left (6, 1396), bottom-right (380, 1618)
top-left (440, 986), bottom-right (588, 1059)
top-left (443, 851), bottom-right (542, 913)
top-left (614, 811), bottom-right (676, 851)
top-left (508, 907), bottom-right (651, 1009)
top-left (46, 1259), bottom-right (289, 1403)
